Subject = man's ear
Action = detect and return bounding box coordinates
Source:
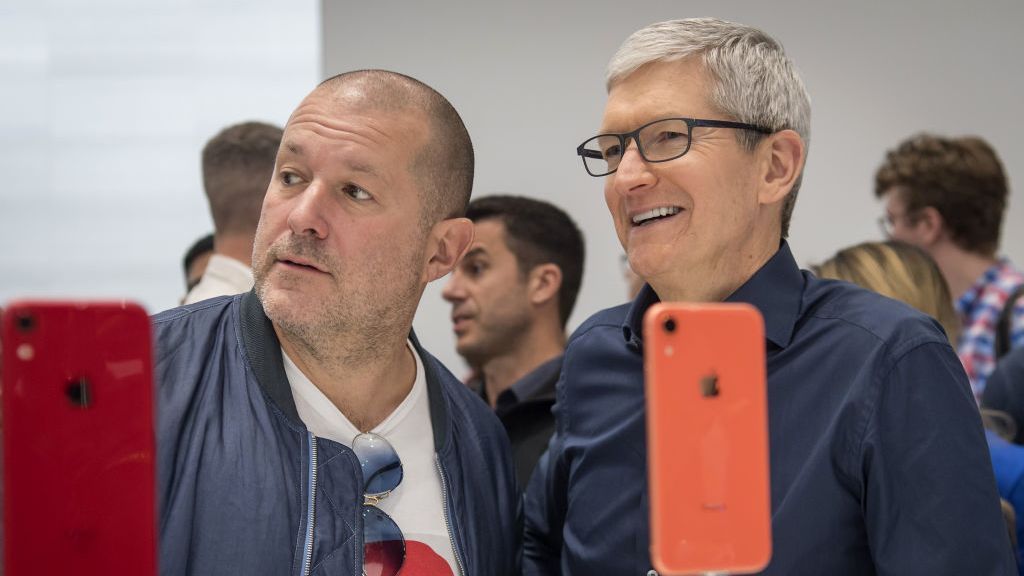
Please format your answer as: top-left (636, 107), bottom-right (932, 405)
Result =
top-left (914, 206), bottom-right (946, 246)
top-left (758, 129), bottom-right (805, 206)
top-left (528, 263), bottom-right (562, 307)
top-left (422, 217), bottom-right (474, 283)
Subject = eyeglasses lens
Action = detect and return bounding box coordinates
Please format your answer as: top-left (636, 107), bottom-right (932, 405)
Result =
top-left (353, 432), bottom-right (405, 576)
top-left (363, 505), bottom-right (405, 576)
top-left (579, 119), bottom-right (692, 176)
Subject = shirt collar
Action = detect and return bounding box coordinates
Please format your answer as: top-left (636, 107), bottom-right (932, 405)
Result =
top-left (496, 355), bottom-right (563, 409)
top-left (622, 241), bottom-right (803, 350)
top-left (478, 355), bottom-right (563, 408)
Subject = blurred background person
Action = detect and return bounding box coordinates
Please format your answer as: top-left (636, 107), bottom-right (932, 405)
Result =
top-left (184, 121), bottom-right (283, 304)
top-left (442, 195), bottom-right (584, 486)
top-left (816, 239), bottom-right (1024, 572)
top-left (181, 232), bottom-right (214, 295)
top-left (984, 345), bottom-right (1024, 445)
top-left (874, 134), bottom-right (1024, 398)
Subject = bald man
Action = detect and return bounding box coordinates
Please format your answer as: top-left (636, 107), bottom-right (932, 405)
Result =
top-left (154, 71), bottom-right (518, 576)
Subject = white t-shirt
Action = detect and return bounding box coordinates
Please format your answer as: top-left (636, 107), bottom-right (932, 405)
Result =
top-left (285, 342), bottom-right (458, 575)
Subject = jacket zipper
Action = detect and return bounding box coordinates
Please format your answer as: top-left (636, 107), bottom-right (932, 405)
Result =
top-left (302, 432), bottom-right (318, 576)
top-left (435, 455), bottom-right (466, 576)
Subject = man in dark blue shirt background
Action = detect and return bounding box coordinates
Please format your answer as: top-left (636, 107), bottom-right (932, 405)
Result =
top-left (442, 195), bottom-right (585, 488)
top-left (523, 17), bottom-right (1015, 575)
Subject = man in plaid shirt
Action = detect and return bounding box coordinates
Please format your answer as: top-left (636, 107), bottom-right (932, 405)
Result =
top-left (875, 134), bottom-right (1024, 398)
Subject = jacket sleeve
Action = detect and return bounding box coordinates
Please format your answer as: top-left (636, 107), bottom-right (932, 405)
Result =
top-left (861, 340), bottom-right (1017, 575)
top-left (522, 434), bottom-right (566, 575)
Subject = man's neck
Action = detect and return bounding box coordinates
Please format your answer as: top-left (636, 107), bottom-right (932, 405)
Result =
top-left (930, 243), bottom-right (999, 301)
top-left (652, 237), bottom-right (780, 303)
top-left (481, 322), bottom-right (564, 409)
top-left (276, 324), bottom-right (416, 432)
top-left (214, 234), bottom-right (255, 267)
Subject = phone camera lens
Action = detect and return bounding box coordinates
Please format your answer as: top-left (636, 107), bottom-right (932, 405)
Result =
top-left (16, 312), bottom-right (35, 333)
top-left (663, 317), bottom-right (676, 333)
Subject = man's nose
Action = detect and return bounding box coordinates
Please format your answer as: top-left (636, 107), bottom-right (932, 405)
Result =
top-left (441, 271), bottom-right (465, 303)
top-left (286, 180), bottom-right (331, 239)
top-left (614, 142), bottom-right (656, 192)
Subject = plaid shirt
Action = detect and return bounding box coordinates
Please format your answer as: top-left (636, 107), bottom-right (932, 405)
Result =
top-left (956, 258), bottom-right (1024, 398)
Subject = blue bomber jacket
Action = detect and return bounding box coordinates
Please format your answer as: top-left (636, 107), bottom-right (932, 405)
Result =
top-left (153, 291), bottom-right (519, 575)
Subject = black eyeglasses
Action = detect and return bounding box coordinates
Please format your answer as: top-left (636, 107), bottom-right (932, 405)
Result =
top-left (353, 432), bottom-right (405, 576)
top-left (576, 117), bottom-right (773, 177)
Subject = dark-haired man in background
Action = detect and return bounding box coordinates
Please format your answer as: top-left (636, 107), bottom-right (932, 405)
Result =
top-left (442, 195), bottom-right (584, 486)
top-left (181, 232), bottom-right (214, 294)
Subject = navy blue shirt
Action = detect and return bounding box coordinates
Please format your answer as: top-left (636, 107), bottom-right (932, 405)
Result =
top-left (524, 242), bottom-right (1015, 575)
top-left (494, 355), bottom-right (562, 417)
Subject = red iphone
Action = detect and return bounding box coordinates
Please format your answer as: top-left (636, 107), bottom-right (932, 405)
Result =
top-left (644, 302), bottom-right (771, 574)
top-left (2, 300), bottom-right (157, 576)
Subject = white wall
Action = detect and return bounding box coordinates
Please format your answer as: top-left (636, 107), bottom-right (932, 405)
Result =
top-left (2, 1), bottom-right (1020, 380)
top-left (0, 0), bottom-right (319, 309)
top-left (323, 0), bottom-right (1024, 376)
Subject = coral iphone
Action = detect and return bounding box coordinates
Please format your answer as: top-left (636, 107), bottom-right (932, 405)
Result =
top-left (2, 300), bottom-right (157, 576)
top-left (644, 302), bottom-right (771, 574)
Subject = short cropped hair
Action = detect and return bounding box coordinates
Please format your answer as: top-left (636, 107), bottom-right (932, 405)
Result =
top-left (607, 18), bottom-right (812, 238)
top-left (466, 195), bottom-right (585, 328)
top-left (814, 240), bottom-right (960, 345)
top-left (874, 134), bottom-right (1009, 256)
top-left (318, 70), bottom-right (474, 228)
top-left (202, 121), bottom-right (283, 236)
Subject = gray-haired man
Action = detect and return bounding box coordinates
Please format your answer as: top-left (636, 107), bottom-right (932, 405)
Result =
top-left (524, 18), bottom-right (1013, 575)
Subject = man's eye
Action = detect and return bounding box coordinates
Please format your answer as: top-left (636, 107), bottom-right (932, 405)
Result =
top-left (281, 172), bottom-right (302, 185)
top-left (603, 144), bottom-right (623, 159)
top-left (344, 184), bottom-right (371, 200)
top-left (465, 261), bottom-right (485, 277)
top-left (651, 130), bottom-right (686, 144)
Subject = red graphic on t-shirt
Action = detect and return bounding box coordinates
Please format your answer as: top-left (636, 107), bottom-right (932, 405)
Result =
top-left (364, 540), bottom-right (454, 576)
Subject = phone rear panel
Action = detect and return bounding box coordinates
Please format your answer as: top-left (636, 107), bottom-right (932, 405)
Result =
top-left (644, 302), bottom-right (772, 574)
top-left (2, 300), bottom-right (157, 576)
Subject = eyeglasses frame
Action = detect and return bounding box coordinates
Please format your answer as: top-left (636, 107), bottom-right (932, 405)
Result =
top-left (576, 117), bottom-right (774, 177)
top-left (877, 208), bottom-right (923, 237)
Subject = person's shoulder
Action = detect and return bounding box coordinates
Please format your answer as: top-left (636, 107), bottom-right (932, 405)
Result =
top-left (995, 345), bottom-right (1024, 374)
top-left (153, 294), bottom-right (236, 322)
top-left (151, 295), bottom-right (240, 352)
top-left (416, 345), bottom-right (514, 471)
top-left (803, 275), bottom-right (949, 353)
top-left (416, 345), bottom-right (494, 419)
top-left (569, 301), bottom-right (632, 343)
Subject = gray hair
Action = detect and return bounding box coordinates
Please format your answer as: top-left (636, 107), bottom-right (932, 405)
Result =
top-left (607, 18), bottom-right (811, 237)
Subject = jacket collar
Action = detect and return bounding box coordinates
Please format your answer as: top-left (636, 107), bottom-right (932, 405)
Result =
top-left (622, 241), bottom-right (803, 350)
top-left (238, 289), bottom-right (450, 452)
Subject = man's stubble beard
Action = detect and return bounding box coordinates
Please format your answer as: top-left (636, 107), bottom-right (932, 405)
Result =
top-left (254, 232), bottom-right (427, 365)
top-left (456, 306), bottom-right (532, 371)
